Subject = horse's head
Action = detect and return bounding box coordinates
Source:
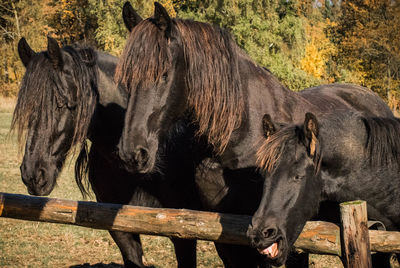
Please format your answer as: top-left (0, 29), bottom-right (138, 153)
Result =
top-left (116, 2), bottom-right (187, 173)
top-left (116, 2), bottom-right (243, 173)
top-left (247, 113), bottom-right (323, 266)
top-left (12, 37), bottom-right (97, 196)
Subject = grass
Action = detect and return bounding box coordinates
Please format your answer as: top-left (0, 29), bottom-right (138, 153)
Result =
top-left (0, 96), bottom-right (16, 113)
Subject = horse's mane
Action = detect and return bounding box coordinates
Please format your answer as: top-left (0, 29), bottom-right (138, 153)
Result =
top-left (256, 125), bottom-right (322, 174)
top-left (362, 116), bottom-right (400, 168)
top-left (115, 18), bottom-right (244, 154)
top-left (11, 44), bottom-right (98, 197)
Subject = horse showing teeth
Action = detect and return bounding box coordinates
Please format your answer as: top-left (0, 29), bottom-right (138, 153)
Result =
top-left (258, 242), bottom-right (279, 258)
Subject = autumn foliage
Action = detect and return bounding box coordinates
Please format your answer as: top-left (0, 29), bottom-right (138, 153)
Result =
top-left (1, 0), bottom-right (399, 110)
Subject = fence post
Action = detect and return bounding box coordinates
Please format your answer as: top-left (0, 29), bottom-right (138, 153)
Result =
top-left (340, 200), bottom-right (372, 268)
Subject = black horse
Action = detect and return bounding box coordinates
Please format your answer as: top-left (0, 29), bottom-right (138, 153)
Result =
top-left (12, 32), bottom-right (203, 268)
top-left (248, 112), bottom-right (400, 267)
top-left (115, 2), bottom-right (394, 267)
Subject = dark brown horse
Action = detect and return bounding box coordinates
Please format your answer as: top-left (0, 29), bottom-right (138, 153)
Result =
top-left (115, 3), bottom-right (393, 267)
top-left (248, 112), bottom-right (400, 267)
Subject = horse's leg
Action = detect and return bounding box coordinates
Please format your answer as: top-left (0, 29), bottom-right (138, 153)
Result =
top-left (371, 253), bottom-right (391, 268)
top-left (285, 251), bottom-right (308, 268)
top-left (87, 147), bottom-right (148, 268)
top-left (110, 231), bottom-right (146, 268)
top-left (214, 243), bottom-right (270, 268)
top-left (195, 159), bottom-right (269, 268)
top-left (170, 238), bottom-right (197, 268)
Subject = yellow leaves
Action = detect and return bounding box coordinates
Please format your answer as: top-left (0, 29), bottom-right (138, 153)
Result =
top-left (301, 43), bottom-right (325, 78)
top-left (60, 0), bottom-right (76, 21)
top-left (388, 89), bottom-right (400, 112)
top-left (300, 21), bottom-right (337, 80)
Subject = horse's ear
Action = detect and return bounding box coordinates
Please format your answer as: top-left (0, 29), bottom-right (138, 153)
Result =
top-left (304, 112), bottom-right (319, 157)
top-left (262, 114), bottom-right (277, 138)
top-left (18, 37), bottom-right (35, 67)
top-left (47, 36), bottom-right (63, 69)
top-left (153, 2), bottom-right (171, 36)
top-left (123, 2), bottom-right (142, 32)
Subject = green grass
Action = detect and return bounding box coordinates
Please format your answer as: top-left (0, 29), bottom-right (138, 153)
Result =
top-left (0, 102), bottom-right (224, 268)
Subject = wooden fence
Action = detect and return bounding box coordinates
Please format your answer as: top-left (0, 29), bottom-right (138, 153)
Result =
top-left (0, 192), bottom-right (399, 267)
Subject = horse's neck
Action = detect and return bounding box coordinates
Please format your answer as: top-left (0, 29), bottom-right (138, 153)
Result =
top-left (319, 115), bottom-right (366, 197)
top-left (96, 52), bottom-right (127, 109)
top-left (219, 56), bottom-right (316, 169)
top-left (319, 116), bottom-right (400, 229)
top-left (320, 160), bottom-right (400, 230)
top-left (87, 52), bottom-right (127, 151)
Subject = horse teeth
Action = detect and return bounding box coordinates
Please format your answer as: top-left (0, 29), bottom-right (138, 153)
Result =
top-left (258, 242), bottom-right (279, 257)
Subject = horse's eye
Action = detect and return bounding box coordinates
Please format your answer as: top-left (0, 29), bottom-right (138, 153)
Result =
top-left (294, 175), bottom-right (303, 181)
top-left (162, 73), bottom-right (168, 80)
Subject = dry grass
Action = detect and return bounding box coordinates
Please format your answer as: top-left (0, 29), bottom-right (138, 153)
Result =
top-left (0, 96), bottom-right (16, 113)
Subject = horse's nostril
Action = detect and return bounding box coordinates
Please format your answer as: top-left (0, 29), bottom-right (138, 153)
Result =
top-left (35, 169), bottom-right (46, 187)
top-left (262, 227), bottom-right (277, 239)
top-left (135, 147), bottom-right (149, 167)
top-left (252, 235), bottom-right (260, 244)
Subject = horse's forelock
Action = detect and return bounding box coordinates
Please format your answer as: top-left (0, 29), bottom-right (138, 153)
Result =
top-left (256, 125), bottom-right (322, 174)
top-left (115, 19), bottom-right (172, 93)
top-left (256, 127), bottom-right (297, 173)
top-left (11, 53), bottom-right (54, 147)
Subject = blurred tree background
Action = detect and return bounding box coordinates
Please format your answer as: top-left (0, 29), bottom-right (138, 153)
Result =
top-left (1, 0), bottom-right (399, 111)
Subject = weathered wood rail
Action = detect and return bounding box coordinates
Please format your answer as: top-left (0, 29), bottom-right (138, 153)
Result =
top-left (0, 192), bottom-right (399, 262)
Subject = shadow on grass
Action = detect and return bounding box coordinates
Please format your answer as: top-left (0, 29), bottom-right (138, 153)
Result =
top-left (70, 263), bottom-right (155, 268)
top-left (70, 263), bottom-right (123, 268)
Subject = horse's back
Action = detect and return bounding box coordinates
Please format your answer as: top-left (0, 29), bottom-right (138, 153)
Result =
top-left (300, 83), bottom-right (393, 117)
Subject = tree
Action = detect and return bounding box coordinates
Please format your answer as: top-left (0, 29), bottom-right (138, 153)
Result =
top-left (332, 0), bottom-right (400, 107)
top-left (87, 0), bottom-right (171, 55)
top-left (0, 0), bottom-right (55, 96)
top-left (47, 0), bottom-right (97, 45)
top-left (299, 1), bottom-right (338, 83)
top-left (177, 0), bottom-right (320, 91)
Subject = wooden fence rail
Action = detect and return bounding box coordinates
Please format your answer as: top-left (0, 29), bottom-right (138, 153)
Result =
top-left (0, 192), bottom-right (399, 260)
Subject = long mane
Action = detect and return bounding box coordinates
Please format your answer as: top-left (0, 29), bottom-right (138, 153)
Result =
top-left (256, 126), bottom-right (299, 173)
top-left (362, 116), bottom-right (400, 168)
top-left (115, 18), bottom-right (244, 154)
top-left (256, 125), bottom-right (322, 174)
top-left (11, 45), bottom-right (98, 197)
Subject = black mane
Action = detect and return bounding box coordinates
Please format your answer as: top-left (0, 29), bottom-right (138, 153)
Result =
top-left (362, 116), bottom-right (400, 168)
